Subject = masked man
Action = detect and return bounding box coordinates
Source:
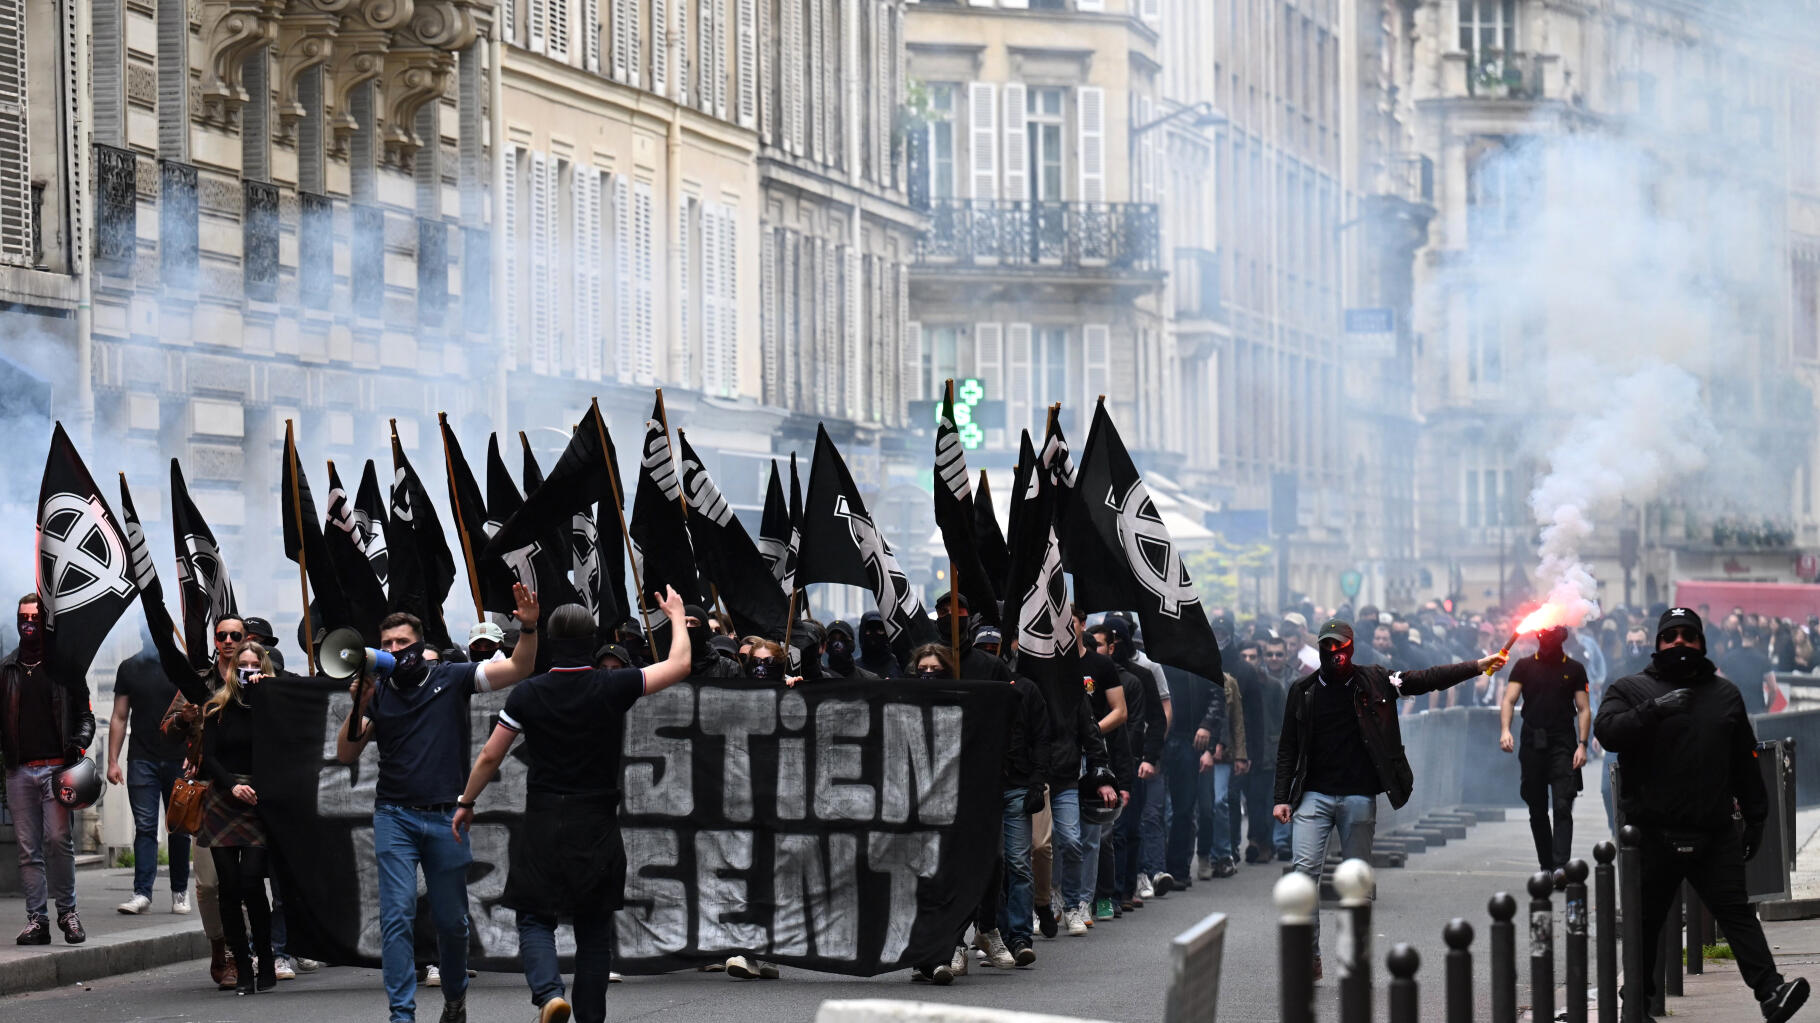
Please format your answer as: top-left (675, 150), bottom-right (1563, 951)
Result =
top-left (1498, 626), bottom-right (1590, 873)
top-left (856, 611), bottom-right (902, 678)
top-left (822, 620), bottom-right (878, 680)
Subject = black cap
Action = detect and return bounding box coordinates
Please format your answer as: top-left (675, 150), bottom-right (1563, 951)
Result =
top-left (244, 616), bottom-right (277, 645)
top-left (827, 619), bottom-right (856, 640)
top-left (1317, 618), bottom-right (1354, 645)
top-left (594, 642), bottom-right (632, 667)
top-left (934, 591), bottom-right (969, 613)
top-left (1657, 606), bottom-right (1704, 645)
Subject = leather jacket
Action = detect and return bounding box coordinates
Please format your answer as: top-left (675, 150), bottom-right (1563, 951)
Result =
top-left (1, 652), bottom-right (96, 771)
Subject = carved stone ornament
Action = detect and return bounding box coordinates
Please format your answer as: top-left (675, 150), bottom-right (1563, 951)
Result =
top-left (197, 0), bottom-right (284, 124)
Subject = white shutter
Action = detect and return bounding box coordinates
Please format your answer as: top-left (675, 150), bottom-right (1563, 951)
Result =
top-left (698, 0), bottom-right (713, 112)
top-left (720, 207), bottom-right (737, 395)
top-left (1077, 86), bottom-right (1105, 202)
top-left (678, 200), bottom-right (691, 386)
top-left (714, 0), bottom-right (728, 119)
top-left (1076, 0), bottom-right (1103, 10)
top-left (625, 0), bottom-right (642, 84)
top-left (1141, 0), bottom-right (1160, 22)
top-left (784, 0), bottom-right (803, 155)
top-left (1137, 95), bottom-right (1153, 202)
top-left (844, 246), bottom-right (860, 416)
top-left (614, 174), bottom-right (632, 379)
top-left (548, 0), bottom-right (570, 61)
top-left (903, 321), bottom-right (924, 407)
top-left (609, 0), bottom-right (627, 81)
top-left (701, 203), bottom-right (720, 393)
top-left (975, 323), bottom-right (1004, 437)
top-left (761, 226), bottom-right (777, 402)
top-left (1002, 83), bottom-right (1027, 203)
top-left (502, 146), bottom-right (519, 366)
top-left (504, 0), bottom-right (518, 44)
top-left (874, 5), bottom-right (889, 183)
top-left (1083, 324), bottom-right (1110, 415)
top-left (0, 0), bottom-right (28, 266)
top-left (634, 181), bottom-right (655, 385)
top-left (968, 82), bottom-right (997, 200)
top-left (781, 233), bottom-right (798, 404)
top-left (529, 152), bottom-right (551, 374)
top-left (587, 172), bottom-right (605, 380)
top-left (895, 264), bottom-right (910, 424)
top-left (736, 0), bottom-right (755, 128)
top-left (756, 0), bottom-right (770, 142)
top-left (808, 0), bottom-right (823, 161)
top-left (583, 0), bottom-right (601, 71)
top-left (652, 0), bottom-right (668, 94)
top-left (529, 0), bottom-right (548, 54)
top-left (573, 169), bottom-right (595, 379)
top-left (1006, 322), bottom-right (1032, 436)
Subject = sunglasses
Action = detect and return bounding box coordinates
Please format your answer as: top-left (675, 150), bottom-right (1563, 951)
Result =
top-left (216, 630), bottom-right (244, 642)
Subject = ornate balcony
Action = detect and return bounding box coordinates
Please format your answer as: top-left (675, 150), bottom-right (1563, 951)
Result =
top-left (915, 199), bottom-right (1161, 274)
top-left (94, 144), bottom-right (138, 276)
top-left (1466, 51), bottom-right (1544, 101)
top-left (243, 180), bottom-right (280, 301)
top-left (159, 160), bottom-right (199, 290)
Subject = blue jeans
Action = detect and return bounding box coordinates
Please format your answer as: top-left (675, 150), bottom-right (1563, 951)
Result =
top-left (519, 911), bottom-right (613, 1023)
top-left (1163, 737), bottom-right (1210, 877)
top-left (6, 765), bottom-right (76, 921)
top-left (127, 759), bottom-right (190, 899)
top-left (1198, 763), bottom-right (1233, 861)
top-left (374, 804), bottom-right (472, 1021)
top-left (1080, 804), bottom-right (1117, 902)
top-left (1049, 787), bottom-right (1085, 910)
top-left (998, 788), bottom-right (1034, 946)
top-left (1291, 791), bottom-right (1377, 952)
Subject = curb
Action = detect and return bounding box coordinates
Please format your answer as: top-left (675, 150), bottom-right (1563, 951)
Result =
top-left (1759, 897), bottom-right (1820, 922)
top-left (0, 922), bottom-right (209, 997)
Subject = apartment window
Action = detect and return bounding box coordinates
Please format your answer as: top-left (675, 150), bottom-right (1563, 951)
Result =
top-left (1459, 0), bottom-right (1517, 60)
top-left (927, 83), bottom-right (957, 200)
top-left (1463, 464), bottom-right (1517, 529)
top-left (1467, 304), bottom-right (1503, 386)
top-left (922, 325), bottom-right (969, 397)
top-left (1026, 87), bottom-right (1065, 201)
top-left (1467, 140), bottom-right (1520, 241)
top-left (1033, 327), bottom-right (1069, 410)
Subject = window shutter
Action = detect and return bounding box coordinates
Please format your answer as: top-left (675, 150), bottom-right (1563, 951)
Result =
top-left (678, 200), bottom-right (691, 386)
top-left (808, 0), bottom-right (824, 161)
top-left (701, 203), bottom-right (719, 393)
top-left (845, 245), bottom-right (860, 416)
top-left (651, 0), bottom-right (667, 94)
top-left (634, 181), bottom-right (655, 385)
top-left (761, 225), bottom-right (777, 402)
top-left (720, 207), bottom-right (738, 396)
top-left (548, 0), bottom-right (570, 61)
top-left (903, 321), bottom-right (924, 409)
top-left (1083, 324), bottom-right (1110, 414)
top-left (1141, 0), bottom-right (1160, 22)
top-left (530, 152), bottom-right (551, 374)
top-left (0, 0), bottom-right (28, 265)
top-left (1137, 95), bottom-right (1153, 202)
top-left (1002, 83), bottom-right (1027, 202)
top-left (583, 0), bottom-right (600, 71)
top-left (504, 0), bottom-right (518, 44)
top-left (975, 322), bottom-right (1004, 399)
top-left (784, 0), bottom-right (803, 155)
top-left (156, 0), bottom-right (187, 158)
top-left (736, 0), bottom-right (755, 128)
top-left (625, 0), bottom-right (642, 84)
top-left (968, 82), bottom-right (997, 200)
top-left (697, 0), bottom-right (711, 112)
top-left (1006, 322), bottom-right (1032, 437)
top-left (874, 5), bottom-right (890, 183)
top-left (1076, 0), bottom-right (1103, 11)
top-left (587, 171), bottom-right (605, 380)
top-left (756, 0), bottom-right (770, 142)
top-left (529, 0), bottom-right (548, 54)
top-left (714, 0), bottom-right (729, 120)
top-left (572, 168), bottom-right (595, 379)
top-left (781, 232), bottom-right (798, 405)
top-left (894, 264), bottom-right (909, 423)
top-left (1077, 86), bottom-right (1105, 202)
top-left (502, 146), bottom-right (519, 366)
top-left (614, 174), bottom-right (632, 379)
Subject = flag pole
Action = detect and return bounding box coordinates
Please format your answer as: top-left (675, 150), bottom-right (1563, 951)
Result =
top-left (284, 420), bottom-right (317, 676)
top-left (120, 471), bottom-right (187, 654)
top-left (782, 588), bottom-right (798, 651)
top-left (437, 413), bottom-right (486, 618)
top-left (593, 399), bottom-right (654, 635)
top-left (945, 380), bottom-right (963, 679)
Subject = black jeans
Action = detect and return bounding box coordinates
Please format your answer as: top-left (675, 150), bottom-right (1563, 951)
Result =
top-left (1519, 729), bottom-right (1580, 871)
top-left (1630, 826), bottom-right (1783, 1006)
top-left (211, 846), bottom-right (272, 977)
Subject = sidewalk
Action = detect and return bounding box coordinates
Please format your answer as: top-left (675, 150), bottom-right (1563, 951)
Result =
top-left (1673, 915), bottom-right (1820, 1018)
top-left (0, 864), bottom-right (209, 996)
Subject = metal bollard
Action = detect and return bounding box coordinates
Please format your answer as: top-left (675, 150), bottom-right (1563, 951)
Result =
top-left (1490, 891), bottom-right (1518, 1023)
top-left (1684, 882), bottom-right (1702, 976)
top-left (1275, 870), bottom-right (1318, 1023)
top-left (1662, 882), bottom-right (1683, 998)
top-left (1444, 918), bottom-right (1474, 1023)
top-left (1387, 943), bottom-right (1421, 1023)
top-left (1530, 871), bottom-right (1557, 1023)
top-left (1595, 841), bottom-right (1617, 1023)
top-left (1565, 859), bottom-right (1590, 1023)
top-left (1334, 858), bottom-right (1375, 1023)
top-left (1620, 826), bottom-right (1645, 1023)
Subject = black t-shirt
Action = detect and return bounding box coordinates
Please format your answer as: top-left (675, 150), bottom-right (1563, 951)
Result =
top-left (1302, 674), bottom-right (1381, 797)
top-left (367, 661), bottom-right (488, 807)
top-left (14, 664), bottom-right (61, 762)
top-left (115, 653), bottom-right (183, 763)
top-left (498, 665), bottom-right (646, 796)
top-left (1511, 653), bottom-right (1588, 733)
top-left (1719, 647), bottom-right (1772, 715)
top-left (1079, 651), bottom-right (1122, 728)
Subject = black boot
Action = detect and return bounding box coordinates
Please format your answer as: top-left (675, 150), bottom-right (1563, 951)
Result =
top-left (247, 890), bottom-right (277, 992)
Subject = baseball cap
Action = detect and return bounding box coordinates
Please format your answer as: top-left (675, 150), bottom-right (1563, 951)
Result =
top-left (1282, 612), bottom-right (1308, 630)
top-left (1657, 606), bottom-right (1704, 642)
top-left (1316, 618), bottom-right (1354, 646)
top-left (594, 643), bottom-right (632, 667)
top-left (243, 616), bottom-right (278, 644)
top-left (468, 621), bottom-right (506, 645)
top-left (976, 625), bottom-right (1003, 647)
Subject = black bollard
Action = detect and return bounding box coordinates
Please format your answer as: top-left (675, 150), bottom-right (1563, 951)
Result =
top-left (1662, 882), bottom-right (1683, 998)
top-left (1620, 826), bottom-right (1645, 1023)
top-left (1565, 859), bottom-right (1590, 1023)
top-left (1387, 943), bottom-right (1421, 1023)
top-left (1530, 871), bottom-right (1557, 1023)
top-left (1490, 891), bottom-right (1518, 1023)
top-left (1276, 870), bottom-right (1318, 1023)
top-left (1684, 882), bottom-right (1702, 976)
top-left (1335, 859), bottom-right (1375, 1023)
top-left (1444, 918), bottom-right (1475, 1023)
top-left (1595, 841), bottom-right (1618, 1023)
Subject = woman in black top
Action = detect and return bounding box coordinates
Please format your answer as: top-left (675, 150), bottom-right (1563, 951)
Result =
top-left (199, 640), bottom-right (275, 995)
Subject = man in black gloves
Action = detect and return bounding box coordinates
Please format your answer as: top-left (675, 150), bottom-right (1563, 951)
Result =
top-left (1595, 607), bottom-right (1809, 1023)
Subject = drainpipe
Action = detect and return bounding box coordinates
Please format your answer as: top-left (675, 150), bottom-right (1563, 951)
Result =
top-left (66, 0), bottom-right (93, 439)
top-left (489, 20), bottom-right (508, 433)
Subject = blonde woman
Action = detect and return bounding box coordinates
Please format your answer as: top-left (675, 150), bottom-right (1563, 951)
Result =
top-left (199, 640), bottom-right (275, 995)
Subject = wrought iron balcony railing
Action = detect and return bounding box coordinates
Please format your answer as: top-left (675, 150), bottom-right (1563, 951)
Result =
top-left (243, 180), bottom-right (279, 302)
top-left (1466, 51), bottom-right (1544, 100)
top-left (94, 144), bottom-right (137, 275)
top-left (915, 199), bottom-right (1161, 273)
top-left (159, 159), bottom-right (198, 289)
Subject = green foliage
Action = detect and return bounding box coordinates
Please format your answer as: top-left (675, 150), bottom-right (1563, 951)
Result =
top-left (1704, 942), bottom-right (1735, 961)
top-left (1183, 535), bottom-right (1277, 610)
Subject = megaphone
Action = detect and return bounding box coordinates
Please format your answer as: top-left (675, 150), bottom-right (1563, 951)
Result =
top-left (320, 627), bottom-right (397, 680)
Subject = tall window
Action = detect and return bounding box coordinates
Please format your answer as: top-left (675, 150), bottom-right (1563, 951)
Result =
top-left (1459, 0), bottom-right (1517, 60)
top-left (927, 83), bottom-right (956, 200)
top-left (1462, 462), bottom-right (1517, 529)
top-left (1467, 303), bottom-right (1503, 387)
top-left (1033, 326), bottom-right (1069, 409)
top-left (1466, 140), bottom-right (1520, 241)
top-left (1026, 87), bottom-right (1065, 201)
top-left (922, 325), bottom-right (968, 397)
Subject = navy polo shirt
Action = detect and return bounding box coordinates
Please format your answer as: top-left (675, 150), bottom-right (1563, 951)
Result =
top-left (366, 660), bottom-right (493, 807)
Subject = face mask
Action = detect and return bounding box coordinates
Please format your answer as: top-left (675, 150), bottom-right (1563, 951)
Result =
top-left (1652, 645), bottom-right (1702, 677)
top-left (1628, 642), bottom-right (1646, 656)
top-left (688, 624), bottom-right (712, 656)
top-left (1319, 642), bottom-right (1354, 679)
top-left (827, 638), bottom-right (853, 667)
top-left (16, 609), bottom-right (41, 653)
top-left (860, 631), bottom-right (889, 658)
top-left (916, 666), bottom-right (943, 679)
top-left (748, 659), bottom-right (778, 680)
top-left (390, 641), bottom-right (429, 687)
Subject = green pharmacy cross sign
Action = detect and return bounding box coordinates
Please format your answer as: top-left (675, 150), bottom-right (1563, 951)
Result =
top-left (940, 378), bottom-right (988, 450)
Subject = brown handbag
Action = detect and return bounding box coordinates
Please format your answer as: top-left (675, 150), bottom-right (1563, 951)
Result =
top-left (166, 726), bottom-right (208, 836)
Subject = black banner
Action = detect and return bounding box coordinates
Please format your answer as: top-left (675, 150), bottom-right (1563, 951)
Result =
top-left (169, 459), bottom-right (240, 674)
top-left (255, 676), bottom-right (1011, 976)
top-left (677, 431), bottom-right (790, 639)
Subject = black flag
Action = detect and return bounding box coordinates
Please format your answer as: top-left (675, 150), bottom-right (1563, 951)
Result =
top-left (169, 459), bottom-right (239, 675)
top-left (485, 436), bottom-right (523, 533)
top-left (480, 409), bottom-right (605, 616)
top-left (387, 428), bottom-right (456, 649)
top-left (973, 469), bottom-right (1010, 597)
top-left (934, 383), bottom-right (999, 625)
top-left (36, 424), bottom-right (139, 680)
top-left (798, 424), bottom-right (936, 650)
top-left (757, 460), bottom-right (796, 593)
top-left (1072, 400), bottom-right (1223, 685)
top-left (119, 475), bottom-right (209, 703)
top-left (438, 417), bottom-right (519, 614)
top-left (1002, 430), bottom-right (1039, 593)
top-left (324, 462), bottom-right (389, 646)
top-left (1003, 435), bottom-right (1080, 727)
top-left (520, 432), bottom-right (545, 496)
top-left (677, 432), bottom-right (790, 638)
top-left (353, 460), bottom-right (391, 588)
top-left (628, 396), bottom-right (703, 606)
top-left (282, 425), bottom-right (358, 647)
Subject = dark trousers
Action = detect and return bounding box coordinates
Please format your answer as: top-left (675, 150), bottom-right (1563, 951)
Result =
top-left (1114, 774), bottom-right (1146, 897)
top-left (1519, 730), bottom-right (1580, 871)
top-left (1244, 768), bottom-right (1278, 854)
top-left (519, 911), bottom-right (613, 1023)
top-left (211, 846), bottom-right (272, 979)
top-left (1163, 737), bottom-right (1202, 878)
top-left (1631, 827), bottom-right (1783, 1006)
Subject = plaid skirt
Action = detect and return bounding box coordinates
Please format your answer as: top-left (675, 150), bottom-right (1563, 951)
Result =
top-left (199, 776), bottom-right (267, 849)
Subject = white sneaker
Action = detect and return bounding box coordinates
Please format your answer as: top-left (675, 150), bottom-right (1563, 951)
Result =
top-left (607, 972), bottom-right (623, 983)
top-left (1136, 874), bottom-right (1156, 899)
top-left (273, 955), bottom-right (296, 980)
top-left (948, 944), bottom-right (969, 976)
top-left (725, 955), bottom-right (759, 979)
top-left (973, 928), bottom-right (1016, 969)
top-left (117, 893), bottom-right (152, 915)
top-left (1066, 906), bottom-right (1088, 937)
top-left (171, 891), bottom-right (191, 914)
top-left (1078, 901), bottom-right (1096, 928)
top-left (293, 957), bottom-right (321, 973)
top-left (424, 964), bottom-right (442, 987)
top-left (1195, 854), bottom-right (1213, 880)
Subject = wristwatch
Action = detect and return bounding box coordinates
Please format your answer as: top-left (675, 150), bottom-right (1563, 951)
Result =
top-left (520, 622), bottom-right (537, 636)
top-left (457, 797), bottom-right (476, 809)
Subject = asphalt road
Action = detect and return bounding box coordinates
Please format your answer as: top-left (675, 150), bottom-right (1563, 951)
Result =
top-left (3, 795), bottom-right (1613, 1023)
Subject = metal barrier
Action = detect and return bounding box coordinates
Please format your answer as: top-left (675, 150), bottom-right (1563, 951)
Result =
top-left (1164, 911), bottom-right (1228, 1023)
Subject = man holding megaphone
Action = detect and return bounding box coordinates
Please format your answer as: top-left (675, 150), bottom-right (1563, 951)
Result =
top-left (335, 582), bottom-right (542, 1023)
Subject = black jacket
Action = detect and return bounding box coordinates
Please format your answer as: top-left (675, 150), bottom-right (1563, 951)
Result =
top-left (1594, 656), bottom-right (1768, 833)
top-left (1162, 664), bottom-right (1228, 749)
top-left (0, 652), bottom-right (96, 770)
top-left (1114, 654), bottom-right (1168, 766)
top-left (1043, 687), bottom-right (1115, 789)
top-left (1004, 676), bottom-right (1051, 788)
top-left (1273, 660), bottom-right (1480, 810)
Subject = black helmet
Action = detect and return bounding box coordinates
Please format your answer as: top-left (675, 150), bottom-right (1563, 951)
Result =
top-left (55, 757), bottom-right (105, 809)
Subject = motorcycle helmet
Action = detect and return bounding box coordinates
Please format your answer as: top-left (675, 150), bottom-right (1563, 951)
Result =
top-left (55, 757), bottom-right (105, 809)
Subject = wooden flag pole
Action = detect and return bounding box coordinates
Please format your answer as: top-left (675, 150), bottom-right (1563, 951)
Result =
top-left (437, 413), bottom-right (486, 619)
top-left (593, 399), bottom-right (654, 635)
top-left (284, 420), bottom-right (317, 676)
top-left (782, 587), bottom-right (799, 651)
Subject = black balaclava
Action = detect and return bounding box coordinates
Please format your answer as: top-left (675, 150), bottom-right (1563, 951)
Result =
top-left (826, 621), bottom-right (857, 672)
top-left (859, 612), bottom-right (891, 661)
top-left (390, 640), bottom-right (430, 687)
top-left (1652, 606), bottom-right (1709, 681)
top-left (17, 602), bottom-right (44, 662)
top-left (684, 605), bottom-right (713, 664)
top-left (1537, 626), bottom-right (1568, 658)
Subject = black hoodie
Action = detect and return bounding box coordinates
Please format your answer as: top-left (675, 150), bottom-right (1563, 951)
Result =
top-left (856, 611), bottom-right (902, 678)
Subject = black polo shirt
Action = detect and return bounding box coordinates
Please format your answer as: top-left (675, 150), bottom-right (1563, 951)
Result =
top-left (1511, 652), bottom-right (1588, 734)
